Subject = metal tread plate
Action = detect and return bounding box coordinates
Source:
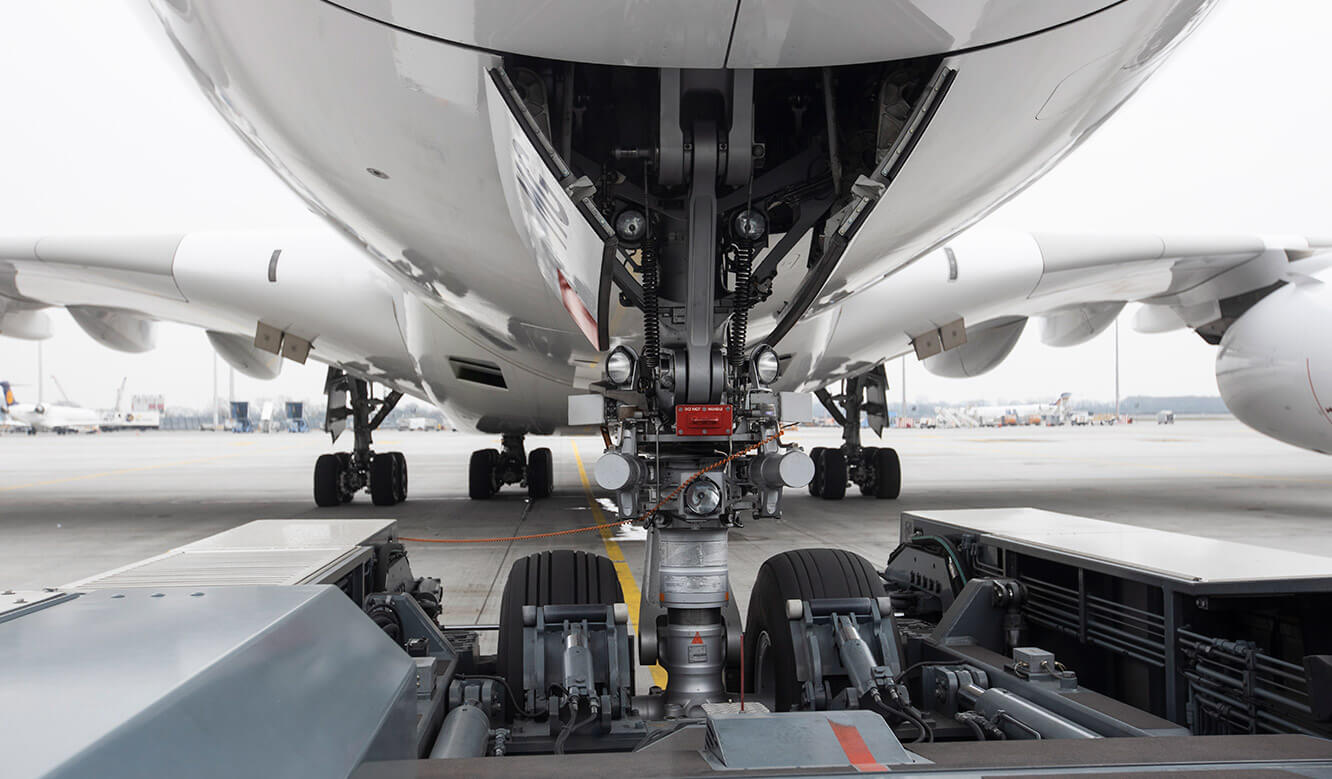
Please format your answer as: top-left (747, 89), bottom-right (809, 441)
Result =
top-left (64, 518), bottom-right (396, 590)
top-left (903, 508), bottom-right (1332, 589)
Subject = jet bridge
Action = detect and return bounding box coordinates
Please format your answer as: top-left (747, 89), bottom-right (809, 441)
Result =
top-left (4, 513), bottom-right (1332, 778)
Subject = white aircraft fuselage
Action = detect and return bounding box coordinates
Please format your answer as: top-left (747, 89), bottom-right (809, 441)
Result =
top-left (127, 0), bottom-right (1216, 434)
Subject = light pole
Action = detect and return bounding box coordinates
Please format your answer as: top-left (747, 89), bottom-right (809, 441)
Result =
top-left (1114, 317), bottom-right (1120, 422)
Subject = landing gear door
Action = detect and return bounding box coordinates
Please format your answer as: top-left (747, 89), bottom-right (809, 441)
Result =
top-left (486, 67), bottom-right (616, 351)
top-left (864, 363), bottom-right (889, 436)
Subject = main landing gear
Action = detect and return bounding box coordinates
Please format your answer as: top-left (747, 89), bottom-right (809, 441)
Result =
top-left (811, 364), bottom-right (901, 500)
top-left (314, 367), bottom-right (408, 507)
top-left (468, 433), bottom-right (553, 500)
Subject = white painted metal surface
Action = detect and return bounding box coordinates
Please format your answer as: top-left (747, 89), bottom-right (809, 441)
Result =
top-left (65, 518), bottom-right (396, 590)
top-left (905, 508), bottom-right (1332, 583)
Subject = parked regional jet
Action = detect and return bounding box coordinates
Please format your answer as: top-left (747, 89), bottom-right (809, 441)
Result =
top-left (1, 0), bottom-right (1330, 515)
top-left (969, 393), bottom-right (1073, 427)
top-left (0, 381), bottom-right (101, 434)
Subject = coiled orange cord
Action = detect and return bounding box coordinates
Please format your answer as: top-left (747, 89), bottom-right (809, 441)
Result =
top-left (398, 424), bottom-right (796, 544)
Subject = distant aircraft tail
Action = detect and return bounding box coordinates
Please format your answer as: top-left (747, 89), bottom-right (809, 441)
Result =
top-left (1054, 392), bottom-right (1072, 408)
top-left (1, 381), bottom-right (14, 409)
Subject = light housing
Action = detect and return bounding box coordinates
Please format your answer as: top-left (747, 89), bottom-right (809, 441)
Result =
top-left (683, 478), bottom-right (722, 515)
top-left (732, 208), bottom-right (767, 243)
top-left (614, 209), bottom-right (647, 244)
top-left (750, 345), bottom-right (781, 386)
top-left (604, 345), bottom-right (638, 387)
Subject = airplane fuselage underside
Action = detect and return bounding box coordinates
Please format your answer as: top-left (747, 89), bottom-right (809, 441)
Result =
top-left (140, 0), bottom-right (1215, 435)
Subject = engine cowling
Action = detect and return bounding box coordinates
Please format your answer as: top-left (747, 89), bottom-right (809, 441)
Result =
top-left (1216, 279), bottom-right (1332, 454)
top-left (67, 305), bottom-right (156, 353)
top-left (923, 316), bottom-right (1026, 378)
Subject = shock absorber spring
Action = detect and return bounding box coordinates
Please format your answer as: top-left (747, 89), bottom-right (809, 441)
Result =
top-left (641, 235), bottom-right (660, 370)
top-left (728, 244), bottom-right (754, 373)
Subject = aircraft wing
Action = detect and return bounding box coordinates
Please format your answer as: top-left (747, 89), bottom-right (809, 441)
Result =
top-left (0, 233), bottom-right (424, 398)
top-left (786, 231), bottom-right (1332, 385)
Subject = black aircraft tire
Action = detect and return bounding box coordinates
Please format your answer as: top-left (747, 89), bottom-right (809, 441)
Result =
top-left (820, 448), bottom-right (847, 500)
top-left (527, 447), bottom-right (553, 500)
top-left (313, 454), bottom-right (343, 507)
top-left (497, 550), bottom-right (623, 721)
top-left (807, 447), bottom-right (828, 497)
top-left (391, 452), bottom-right (408, 503)
top-left (370, 453), bottom-right (398, 506)
top-left (873, 447), bottom-right (901, 500)
top-left (743, 548), bottom-right (887, 711)
top-left (469, 449), bottom-right (499, 499)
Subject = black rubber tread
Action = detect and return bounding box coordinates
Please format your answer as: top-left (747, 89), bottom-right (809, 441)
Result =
top-left (743, 548), bottom-right (886, 711)
top-left (820, 448), bottom-right (848, 500)
top-left (469, 448), bottom-right (498, 499)
top-left (497, 550), bottom-right (623, 721)
top-left (313, 454), bottom-right (342, 507)
top-left (527, 447), bottom-right (553, 500)
top-left (807, 447), bottom-right (827, 496)
top-left (370, 453), bottom-right (398, 506)
top-left (391, 452), bottom-right (408, 503)
top-left (873, 447), bottom-right (901, 500)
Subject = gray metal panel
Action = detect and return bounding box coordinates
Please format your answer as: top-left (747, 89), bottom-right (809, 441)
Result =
top-left (0, 585), bottom-right (415, 779)
top-left (702, 710), bottom-right (916, 770)
top-left (65, 518), bottom-right (395, 590)
top-left (902, 508), bottom-right (1332, 587)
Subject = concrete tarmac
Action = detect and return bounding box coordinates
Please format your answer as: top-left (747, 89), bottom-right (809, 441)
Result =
top-left (4, 419), bottom-right (1332, 655)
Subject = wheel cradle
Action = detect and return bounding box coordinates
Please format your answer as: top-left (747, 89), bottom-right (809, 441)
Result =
top-left (742, 548), bottom-right (886, 711)
top-left (496, 550), bottom-right (624, 720)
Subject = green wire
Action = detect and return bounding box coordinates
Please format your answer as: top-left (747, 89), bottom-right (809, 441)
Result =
top-left (913, 534), bottom-right (969, 586)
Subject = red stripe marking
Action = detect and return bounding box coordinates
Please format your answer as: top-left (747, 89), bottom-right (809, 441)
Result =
top-left (828, 720), bottom-right (887, 773)
top-left (557, 269), bottom-right (600, 349)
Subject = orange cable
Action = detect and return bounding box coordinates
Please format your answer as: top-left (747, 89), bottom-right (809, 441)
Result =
top-left (398, 424), bottom-right (796, 544)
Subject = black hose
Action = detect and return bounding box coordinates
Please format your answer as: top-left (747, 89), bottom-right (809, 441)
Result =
top-left (869, 695), bottom-right (932, 743)
top-left (454, 673), bottom-right (539, 719)
top-left (553, 704), bottom-right (598, 755)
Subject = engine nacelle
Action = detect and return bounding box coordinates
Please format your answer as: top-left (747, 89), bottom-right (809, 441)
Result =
top-left (0, 308), bottom-right (53, 340)
top-left (1216, 279), bottom-right (1332, 454)
top-left (923, 316), bottom-right (1026, 378)
top-left (67, 305), bottom-right (157, 353)
top-left (207, 330), bottom-right (283, 380)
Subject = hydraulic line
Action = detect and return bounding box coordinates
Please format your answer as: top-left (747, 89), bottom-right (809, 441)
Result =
top-left (728, 244), bottom-right (754, 372)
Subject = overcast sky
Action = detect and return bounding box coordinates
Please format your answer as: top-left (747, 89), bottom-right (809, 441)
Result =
top-left (2, 0), bottom-right (1331, 411)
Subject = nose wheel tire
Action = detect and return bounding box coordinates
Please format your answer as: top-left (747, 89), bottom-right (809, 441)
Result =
top-left (469, 448), bottom-right (500, 499)
top-left (527, 447), bottom-right (553, 499)
top-left (496, 550), bottom-right (625, 722)
top-left (742, 548), bottom-right (887, 711)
